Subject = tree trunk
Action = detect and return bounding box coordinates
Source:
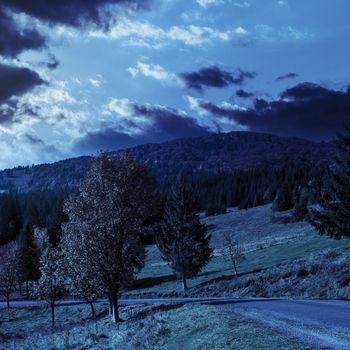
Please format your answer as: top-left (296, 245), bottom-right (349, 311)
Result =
top-left (26, 280), bottom-right (29, 295)
top-left (19, 282), bottom-right (23, 296)
top-left (182, 275), bottom-right (188, 291)
top-left (108, 296), bottom-right (113, 316)
top-left (110, 295), bottom-right (119, 323)
top-left (51, 302), bottom-right (55, 327)
top-left (89, 302), bottom-right (96, 318)
top-left (6, 293), bottom-right (10, 308)
top-left (233, 261), bottom-right (238, 276)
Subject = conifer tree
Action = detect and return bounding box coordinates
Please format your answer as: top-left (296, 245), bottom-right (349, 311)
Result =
top-left (157, 174), bottom-right (212, 291)
top-left (310, 128), bottom-right (350, 239)
top-left (18, 225), bottom-right (40, 295)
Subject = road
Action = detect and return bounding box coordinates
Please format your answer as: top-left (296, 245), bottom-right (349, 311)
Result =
top-left (0, 296), bottom-right (277, 309)
top-left (219, 299), bottom-right (350, 349)
top-left (1, 297), bottom-right (349, 349)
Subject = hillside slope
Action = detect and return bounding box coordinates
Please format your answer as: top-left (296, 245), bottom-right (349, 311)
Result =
top-left (0, 131), bottom-right (335, 192)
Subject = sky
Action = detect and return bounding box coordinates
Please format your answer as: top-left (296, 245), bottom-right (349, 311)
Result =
top-left (0, 0), bottom-right (350, 169)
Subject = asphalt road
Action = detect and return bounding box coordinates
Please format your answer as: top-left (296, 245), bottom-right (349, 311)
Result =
top-left (0, 296), bottom-right (277, 309)
top-left (218, 299), bottom-right (350, 349)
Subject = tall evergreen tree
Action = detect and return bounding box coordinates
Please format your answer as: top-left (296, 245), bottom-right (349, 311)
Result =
top-left (18, 225), bottom-right (40, 294)
top-left (310, 128), bottom-right (350, 239)
top-left (157, 174), bottom-right (212, 291)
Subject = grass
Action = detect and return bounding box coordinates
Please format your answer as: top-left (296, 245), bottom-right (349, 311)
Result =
top-left (127, 205), bottom-right (350, 296)
top-left (0, 303), bottom-right (312, 350)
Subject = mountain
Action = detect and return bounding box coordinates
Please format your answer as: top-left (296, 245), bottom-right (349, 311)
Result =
top-left (0, 131), bottom-right (335, 193)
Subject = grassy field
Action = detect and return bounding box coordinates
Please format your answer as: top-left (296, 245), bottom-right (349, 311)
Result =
top-left (127, 205), bottom-right (350, 296)
top-left (0, 303), bottom-right (314, 350)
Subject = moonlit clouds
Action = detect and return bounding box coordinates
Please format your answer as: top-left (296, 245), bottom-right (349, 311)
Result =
top-left (0, 0), bottom-right (348, 168)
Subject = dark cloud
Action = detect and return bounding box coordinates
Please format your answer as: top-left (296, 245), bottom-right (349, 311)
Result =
top-left (236, 89), bottom-right (254, 98)
top-left (75, 104), bottom-right (210, 153)
top-left (1, 0), bottom-right (148, 29)
top-left (0, 100), bottom-right (40, 124)
top-left (0, 9), bottom-right (46, 57)
top-left (44, 54), bottom-right (60, 70)
top-left (25, 133), bottom-right (45, 145)
top-left (198, 82), bottom-right (350, 141)
top-left (0, 63), bottom-right (44, 104)
top-left (133, 104), bottom-right (210, 140)
top-left (276, 73), bottom-right (299, 81)
top-left (179, 66), bottom-right (256, 91)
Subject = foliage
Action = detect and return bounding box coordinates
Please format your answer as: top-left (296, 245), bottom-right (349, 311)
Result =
top-left (62, 153), bottom-right (159, 323)
top-left (157, 174), bottom-right (212, 290)
top-left (310, 127), bottom-right (350, 239)
top-left (0, 241), bottom-right (20, 307)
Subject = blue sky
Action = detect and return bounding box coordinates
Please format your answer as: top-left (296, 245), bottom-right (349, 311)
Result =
top-left (0, 0), bottom-right (350, 168)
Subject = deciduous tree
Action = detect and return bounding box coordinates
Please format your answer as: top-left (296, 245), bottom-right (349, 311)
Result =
top-left (62, 153), bottom-right (159, 323)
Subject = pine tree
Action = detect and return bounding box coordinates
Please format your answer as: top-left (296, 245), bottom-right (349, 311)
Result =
top-left (62, 153), bottom-right (159, 323)
top-left (293, 188), bottom-right (309, 221)
top-left (18, 225), bottom-right (40, 295)
top-left (310, 128), bottom-right (350, 239)
top-left (157, 174), bottom-right (212, 291)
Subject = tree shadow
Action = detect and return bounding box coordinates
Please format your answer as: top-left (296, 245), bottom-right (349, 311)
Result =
top-left (131, 274), bottom-right (176, 290)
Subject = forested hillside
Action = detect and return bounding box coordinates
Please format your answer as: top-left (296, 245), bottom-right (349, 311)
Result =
top-left (0, 131), bottom-right (335, 193)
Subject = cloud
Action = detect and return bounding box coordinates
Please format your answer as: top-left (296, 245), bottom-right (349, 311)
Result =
top-left (236, 89), bottom-right (254, 98)
top-left (193, 82), bottom-right (350, 141)
top-left (44, 54), bottom-right (60, 70)
top-left (128, 62), bottom-right (181, 85)
top-left (0, 9), bottom-right (46, 57)
top-left (89, 78), bottom-right (102, 88)
top-left (276, 72), bottom-right (298, 81)
top-left (196, 0), bottom-right (223, 8)
top-left (75, 99), bottom-right (210, 153)
top-left (180, 66), bottom-right (255, 91)
top-left (0, 63), bottom-right (45, 105)
top-left (233, 2), bottom-right (251, 8)
top-left (1, 0), bottom-right (148, 29)
top-left (24, 133), bottom-right (45, 145)
top-left (89, 18), bottom-right (234, 47)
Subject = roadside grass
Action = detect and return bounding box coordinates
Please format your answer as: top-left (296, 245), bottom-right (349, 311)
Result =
top-left (0, 303), bottom-right (312, 350)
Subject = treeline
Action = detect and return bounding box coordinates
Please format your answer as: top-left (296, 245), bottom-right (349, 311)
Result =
top-left (157, 161), bottom-right (329, 217)
top-left (0, 190), bottom-right (68, 246)
top-left (0, 160), bottom-right (329, 245)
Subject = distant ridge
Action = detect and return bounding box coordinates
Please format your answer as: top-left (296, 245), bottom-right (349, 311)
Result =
top-left (0, 131), bottom-right (335, 192)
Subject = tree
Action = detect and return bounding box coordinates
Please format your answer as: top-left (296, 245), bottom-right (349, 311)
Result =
top-left (293, 188), bottom-right (309, 221)
top-left (61, 227), bottom-right (103, 318)
top-left (221, 233), bottom-right (245, 276)
top-left (33, 244), bottom-right (65, 327)
top-left (0, 241), bottom-right (20, 307)
top-left (272, 183), bottom-right (293, 212)
top-left (157, 174), bottom-right (212, 291)
top-left (62, 153), bottom-right (159, 324)
top-left (310, 128), bottom-right (350, 239)
top-left (0, 194), bottom-right (22, 245)
top-left (18, 225), bottom-right (40, 294)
